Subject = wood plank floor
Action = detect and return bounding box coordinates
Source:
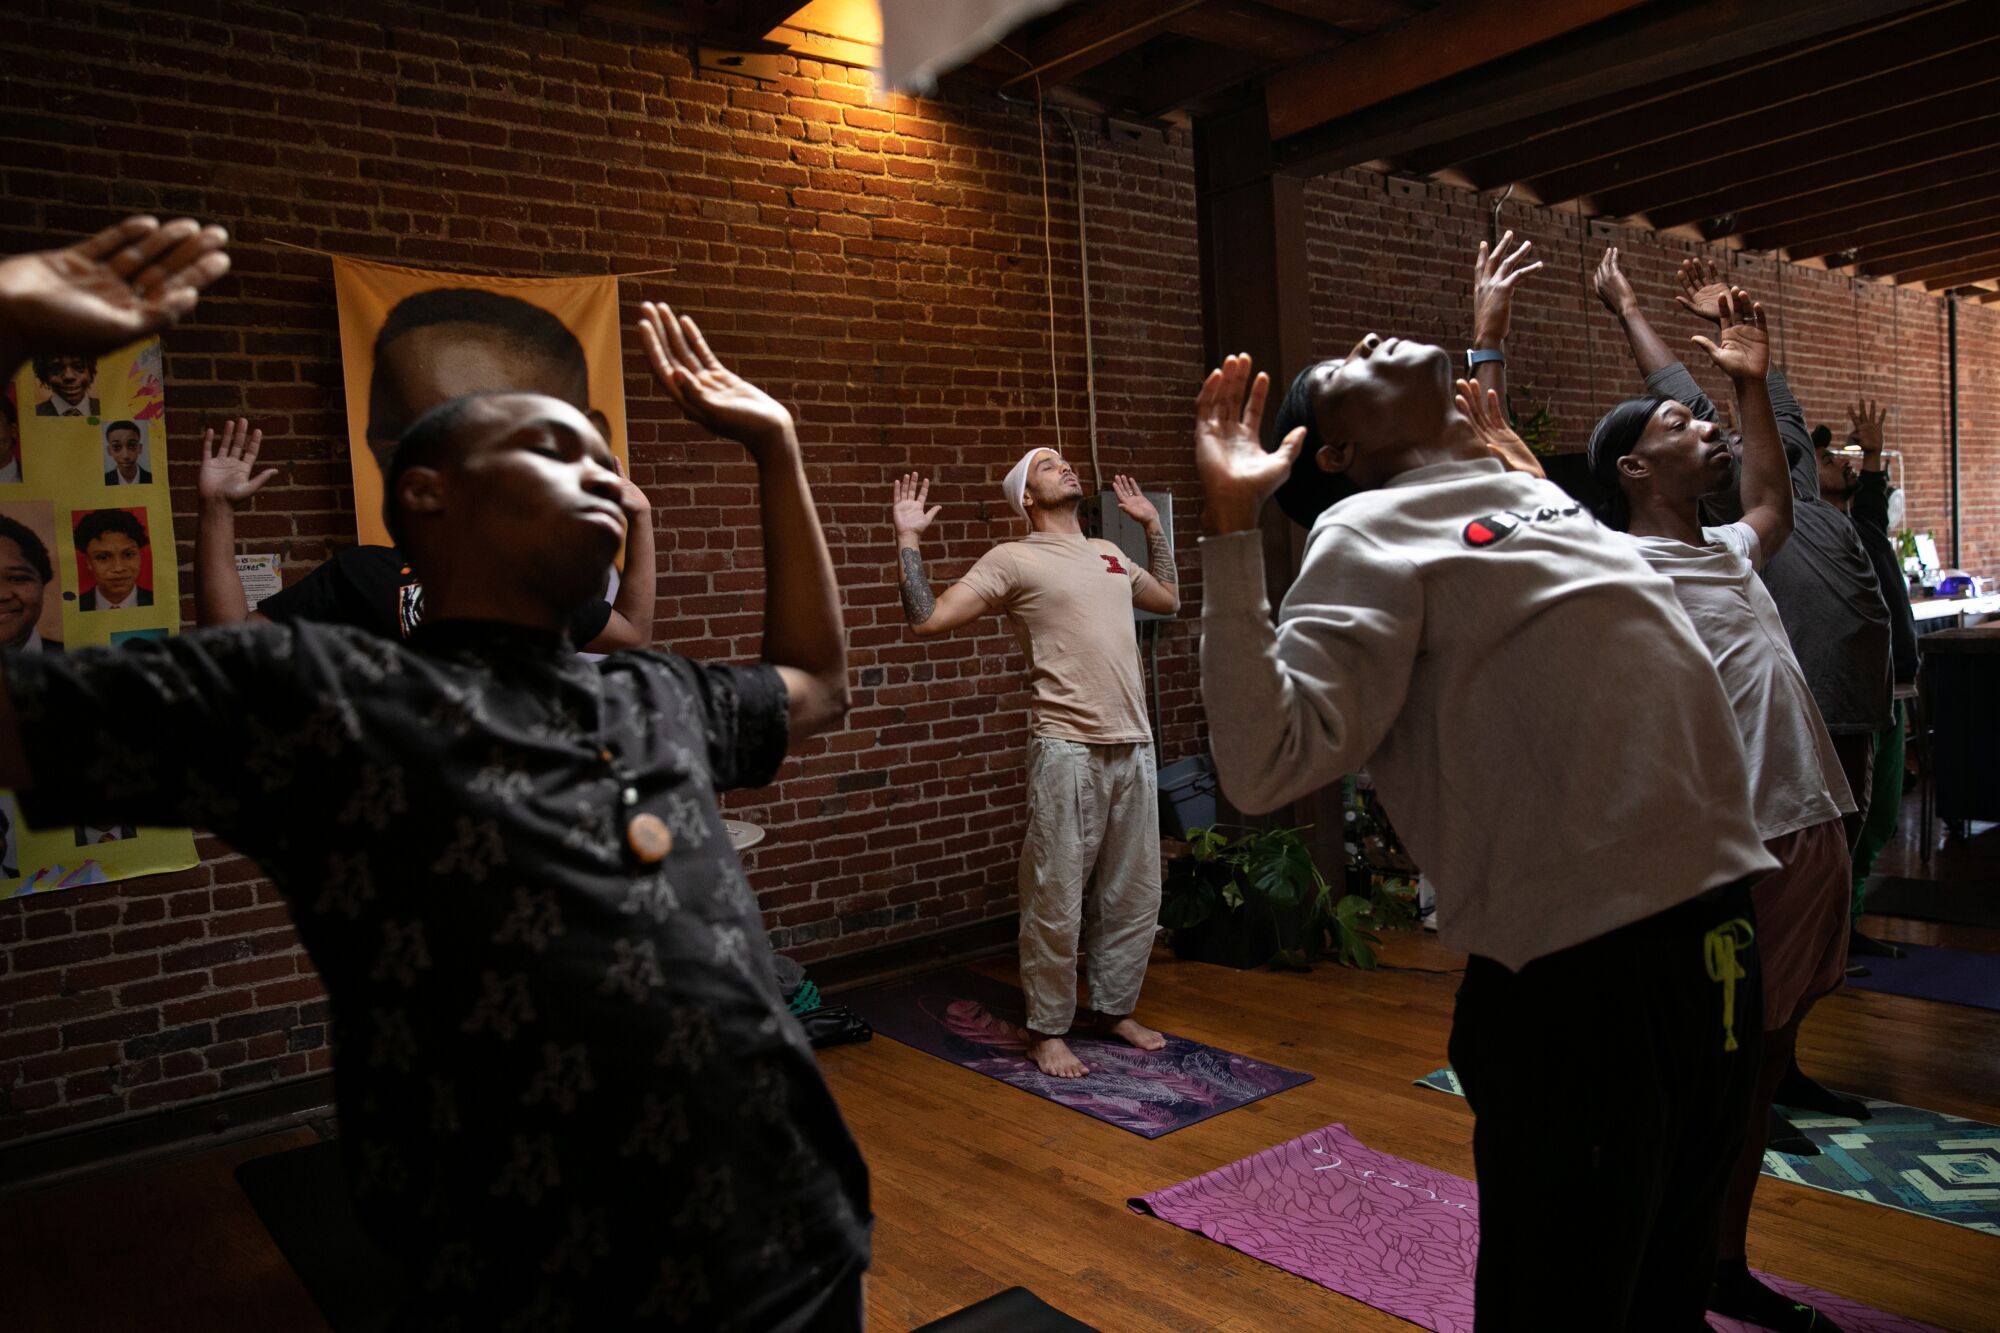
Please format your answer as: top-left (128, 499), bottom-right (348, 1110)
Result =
top-left (3, 802), bottom-right (1995, 1331)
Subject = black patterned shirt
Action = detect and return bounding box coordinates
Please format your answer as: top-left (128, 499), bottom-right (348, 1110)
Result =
top-left (7, 619), bottom-right (871, 1330)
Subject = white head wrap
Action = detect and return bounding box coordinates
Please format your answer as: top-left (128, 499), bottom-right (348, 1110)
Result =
top-left (1001, 447), bottom-right (1055, 521)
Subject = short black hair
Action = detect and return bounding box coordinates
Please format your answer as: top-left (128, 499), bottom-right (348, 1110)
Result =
top-left (0, 515), bottom-right (52, 581)
top-left (368, 289), bottom-right (589, 444)
top-left (1585, 395), bottom-right (1669, 532)
top-left (1272, 361), bottom-right (1360, 527)
top-left (104, 420), bottom-right (141, 441)
top-left (31, 353), bottom-right (97, 385)
top-left (73, 508), bottom-right (148, 551)
top-left (1811, 423), bottom-right (1833, 451)
top-left (381, 389), bottom-right (517, 547)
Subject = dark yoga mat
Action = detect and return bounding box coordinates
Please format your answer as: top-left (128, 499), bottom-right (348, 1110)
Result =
top-left (837, 966), bottom-right (1311, 1138)
top-left (236, 1138), bottom-right (408, 1333)
top-left (1844, 941), bottom-right (2000, 1010)
top-left (913, 1286), bottom-right (1101, 1331)
top-left (1861, 876), bottom-right (2000, 930)
top-left (1129, 1123), bottom-right (1946, 1333)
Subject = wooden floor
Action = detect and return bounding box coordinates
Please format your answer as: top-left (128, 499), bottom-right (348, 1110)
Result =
top-left (3, 804), bottom-right (1996, 1332)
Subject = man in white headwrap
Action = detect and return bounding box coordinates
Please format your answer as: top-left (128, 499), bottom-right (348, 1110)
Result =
top-left (890, 450), bottom-right (1179, 1078)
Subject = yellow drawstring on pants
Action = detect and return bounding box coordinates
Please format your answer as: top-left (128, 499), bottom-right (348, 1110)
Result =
top-left (1704, 919), bottom-right (1756, 1051)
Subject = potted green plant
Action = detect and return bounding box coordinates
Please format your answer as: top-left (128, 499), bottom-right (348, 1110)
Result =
top-left (1160, 825), bottom-right (1407, 971)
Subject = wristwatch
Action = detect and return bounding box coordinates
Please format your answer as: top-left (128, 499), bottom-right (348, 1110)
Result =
top-left (1465, 348), bottom-right (1505, 375)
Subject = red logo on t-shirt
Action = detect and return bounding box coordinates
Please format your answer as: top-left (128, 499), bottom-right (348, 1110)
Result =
top-left (1100, 554), bottom-right (1127, 575)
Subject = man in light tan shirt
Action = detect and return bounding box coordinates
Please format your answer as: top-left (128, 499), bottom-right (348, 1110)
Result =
top-left (892, 450), bottom-right (1178, 1078)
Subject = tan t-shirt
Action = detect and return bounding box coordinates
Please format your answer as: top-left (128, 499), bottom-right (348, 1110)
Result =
top-left (955, 533), bottom-right (1158, 744)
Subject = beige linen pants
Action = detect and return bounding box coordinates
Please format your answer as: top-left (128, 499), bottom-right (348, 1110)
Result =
top-left (1018, 737), bottom-right (1161, 1036)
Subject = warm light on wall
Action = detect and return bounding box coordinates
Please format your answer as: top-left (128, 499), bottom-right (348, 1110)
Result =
top-left (765, 0), bottom-right (882, 68)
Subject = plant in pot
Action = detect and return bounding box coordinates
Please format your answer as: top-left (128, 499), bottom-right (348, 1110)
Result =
top-left (1160, 824), bottom-right (1402, 971)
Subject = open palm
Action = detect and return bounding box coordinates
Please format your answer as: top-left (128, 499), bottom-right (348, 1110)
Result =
top-left (1690, 288), bottom-right (1768, 381)
top-left (637, 300), bottom-right (794, 455)
top-left (1195, 354), bottom-right (1304, 513)
top-left (1675, 256), bottom-right (1730, 324)
top-left (0, 217), bottom-right (231, 358)
top-left (198, 418), bottom-right (276, 504)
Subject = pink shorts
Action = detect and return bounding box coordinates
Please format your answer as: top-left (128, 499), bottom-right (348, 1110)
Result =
top-left (1753, 818), bottom-right (1851, 1031)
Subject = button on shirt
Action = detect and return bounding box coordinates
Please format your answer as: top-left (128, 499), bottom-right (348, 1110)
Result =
top-left (7, 620), bottom-right (871, 1329)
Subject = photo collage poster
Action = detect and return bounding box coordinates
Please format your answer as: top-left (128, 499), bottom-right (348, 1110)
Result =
top-left (2, 337), bottom-right (198, 897)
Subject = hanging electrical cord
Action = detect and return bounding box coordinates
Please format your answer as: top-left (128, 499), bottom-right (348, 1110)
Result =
top-left (1576, 197), bottom-right (1598, 398)
top-left (1032, 74), bottom-right (1063, 454)
top-left (1054, 106), bottom-right (1102, 491)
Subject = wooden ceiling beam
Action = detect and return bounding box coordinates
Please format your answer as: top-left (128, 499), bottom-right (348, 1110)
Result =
top-left (1858, 220), bottom-right (2000, 272)
top-left (1271, 0), bottom-right (1935, 178)
top-left (1252, 0), bottom-right (1419, 29)
top-left (1137, 43), bottom-right (1278, 120)
top-left (1165, 2), bottom-right (1344, 60)
top-left (1904, 248), bottom-right (2000, 286)
top-left (1741, 173), bottom-right (2000, 255)
top-left (1716, 143), bottom-right (2000, 240)
top-left (1641, 118), bottom-right (2000, 233)
top-left (1782, 193), bottom-right (2000, 261)
top-left (1871, 236), bottom-right (2000, 280)
top-left (1583, 74), bottom-right (2000, 221)
top-left (1003, 0), bottom-right (1204, 90)
top-left (1263, 0), bottom-right (1646, 142)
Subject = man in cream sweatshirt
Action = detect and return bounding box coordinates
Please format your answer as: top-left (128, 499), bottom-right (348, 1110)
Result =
top-left (1193, 339), bottom-right (1775, 1331)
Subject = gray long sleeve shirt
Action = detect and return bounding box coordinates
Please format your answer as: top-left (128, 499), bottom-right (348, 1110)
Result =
top-left (1649, 363), bottom-right (1892, 733)
top-left (1200, 458), bottom-right (1774, 971)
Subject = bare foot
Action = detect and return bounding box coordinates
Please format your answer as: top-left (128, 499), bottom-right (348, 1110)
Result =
top-left (1103, 1016), bottom-right (1166, 1051)
top-left (1026, 1032), bottom-right (1089, 1078)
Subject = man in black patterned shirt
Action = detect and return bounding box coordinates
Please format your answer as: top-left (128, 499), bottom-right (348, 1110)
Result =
top-left (0, 231), bottom-right (869, 1331)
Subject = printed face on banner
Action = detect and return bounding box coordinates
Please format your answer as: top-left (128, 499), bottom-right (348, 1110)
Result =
top-left (31, 353), bottom-right (101, 417)
top-left (0, 501), bottom-right (64, 652)
top-left (102, 420), bottom-right (151, 485)
top-left (0, 395), bottom-right (21, 483)
top-left (70, 507), bottom-right (154, 611)
top-left (333, 260), bottom-right (629, 548)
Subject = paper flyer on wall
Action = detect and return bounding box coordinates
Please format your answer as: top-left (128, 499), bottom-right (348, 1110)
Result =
top-left (1, 336), bottom-right (199, 897)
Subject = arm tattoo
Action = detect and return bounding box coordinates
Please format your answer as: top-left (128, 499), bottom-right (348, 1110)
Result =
top-left (898, 546), bottom-right (937, 625)
top-left (1145, 524), bottom-right (1177, 588)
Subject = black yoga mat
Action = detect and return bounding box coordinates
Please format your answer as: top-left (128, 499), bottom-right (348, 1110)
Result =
top-left (1861, 876), bottom-right (2000, 930)
top-left (235, 1138), bottom-right (408, 1333)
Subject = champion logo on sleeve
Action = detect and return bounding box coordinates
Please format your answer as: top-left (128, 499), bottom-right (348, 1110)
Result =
top-left (1462, 502), bottom-right (1582, 549)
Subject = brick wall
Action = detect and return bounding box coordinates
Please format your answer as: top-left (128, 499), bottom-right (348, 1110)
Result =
top-left (1, 0), bottom-right (1990, 1148)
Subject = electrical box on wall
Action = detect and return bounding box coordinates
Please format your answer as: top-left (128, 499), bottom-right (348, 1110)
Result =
top-left (1094, 489), bottom-right (1174, 622)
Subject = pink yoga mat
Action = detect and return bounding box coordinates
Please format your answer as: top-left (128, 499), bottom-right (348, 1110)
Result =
top-left (1130, 1123), bottom-right (1945, 1333)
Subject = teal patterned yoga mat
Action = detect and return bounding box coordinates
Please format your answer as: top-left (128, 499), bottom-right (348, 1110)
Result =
top-left (1414, 1068), bottom-right (2000, 1237)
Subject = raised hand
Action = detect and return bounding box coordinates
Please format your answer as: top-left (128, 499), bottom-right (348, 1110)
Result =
top-left (1848, 398), bottom-right (1887, 455)
top-left (197, 417), bottom-right (276, 506)
top-left (1472, 230), bottom-right (1542, 347)
top-left (1674, 256), bottom-right (1730, 324)
top-left (609, 453), bottom-right (651, 521)
top-left (1194, 353), bottom-right (1305, 534)
top-left (1690, 288), bottom-right (1768, 382)
top-left (0, 216), bottom-right (231, 368)
top-left (892, 472), bottom-right (940, 540)
top-left (636, 300), bottom-right (794, 458)
top-left (1452, 378), bottom-right (1543, 478)
top-left (1592, 246), bottom-right (1638, 317)
top-left (1111, 474), bottom-right (1159, 526)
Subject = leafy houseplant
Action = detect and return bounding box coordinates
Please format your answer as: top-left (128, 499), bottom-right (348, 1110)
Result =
top-left (1507, 385), bottom-right (1558, 457)
top-left (1160, 825), bottom-right (1407, 971)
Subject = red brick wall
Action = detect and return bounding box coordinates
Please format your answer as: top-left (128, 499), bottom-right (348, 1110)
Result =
top-left (1, 1), bottom-right (1987, 1148)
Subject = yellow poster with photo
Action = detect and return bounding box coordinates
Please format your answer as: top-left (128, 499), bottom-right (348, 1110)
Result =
top-left (331, 257), bottom-right (629, 547)
top-left (2, 337), bottom-right (199, 897)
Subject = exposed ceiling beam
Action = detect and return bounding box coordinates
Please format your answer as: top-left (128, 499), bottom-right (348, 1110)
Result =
top-left (1905, 248), bottom-right (2000, 286)
top-left (1251, 0), bottom-right (1420, 28)
top-left (1874, 236), bottom-right (2000, 280)
top-left (1271, 0), bottom-right (1937, 178)
top-left (684, 0), bottom-right (803, 42)
top-left (1264, 0), bottom-right (1644, 143)
top-left (1858, 220), bottom-right (2000, 272)
top-left (1138, 43), bottom-right (1278, 120)
top-left (1412, 2), bottom-right (1983, 188)
top-left (1716, 143), bottom-right (2000, 240)
top-left (1520, 36), bottom-right (1992, 210)
top-left (1166, 2), bottom-right (1344, 60)
top-left (1742, 174), bottom-right (2000, 254)
top-left (1642, 121), bottom-right (2000, 233)
top-left (1002, 0), bottom-right (1205, 90)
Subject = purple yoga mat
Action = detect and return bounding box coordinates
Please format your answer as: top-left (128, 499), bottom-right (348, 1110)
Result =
top-left (1844, 942), bottom-right (2000, 1011)
top-left (837, 966), bottom-right (1310, 1138)
top-left (1130, 1123), bottom-right (1945, 1333)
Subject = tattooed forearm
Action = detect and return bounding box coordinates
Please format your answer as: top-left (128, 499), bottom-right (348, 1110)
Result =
top-left (898, 546), bottom-right (937, 625)
top-left (1145, 523), bottom-right (1177, 588)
